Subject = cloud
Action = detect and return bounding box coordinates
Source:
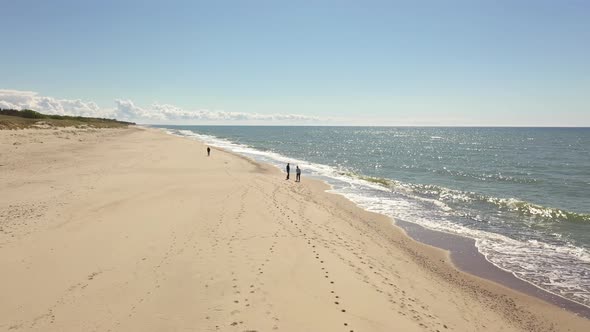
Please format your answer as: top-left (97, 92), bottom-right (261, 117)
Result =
top-left (0, 89), bottom-right (321, 123)
top-left (0, 89), bottom-right (110, 118)
top-left (114, 99), bottom-right (162, 121)
top-left (113, 100), bottom-right (320, 123)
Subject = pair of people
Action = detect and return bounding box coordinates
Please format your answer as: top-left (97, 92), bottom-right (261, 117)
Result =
top-left (285, 163), bottom-right (301, 182)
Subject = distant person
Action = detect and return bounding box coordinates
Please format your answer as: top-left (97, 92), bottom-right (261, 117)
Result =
top-left (286, 163), bottom-right (290, 180)
top-left (296, 166), bottom-right (301, 182)
top-left (207, 146), bottom-right (211, 157)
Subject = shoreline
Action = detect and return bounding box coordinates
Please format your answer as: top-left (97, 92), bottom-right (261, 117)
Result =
top-left (1, 126), bottom-right (588, 331)
top-left (394, 219), bottom-right (590, 318)
top-left (167, 127), bottom-right (590, 317)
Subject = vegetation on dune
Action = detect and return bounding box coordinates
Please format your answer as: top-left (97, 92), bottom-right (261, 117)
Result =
top-left (0, 109), bottom-right (135, 129)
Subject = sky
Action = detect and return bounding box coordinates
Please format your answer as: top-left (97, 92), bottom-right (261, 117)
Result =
top-left (1, 0), bottom-right (589, 126)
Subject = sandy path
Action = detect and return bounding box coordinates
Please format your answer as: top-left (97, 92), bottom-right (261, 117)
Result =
top-left (0, 127), bottom-right (588, 331)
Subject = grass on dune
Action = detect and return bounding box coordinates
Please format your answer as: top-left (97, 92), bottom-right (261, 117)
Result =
top-left (0, 109), bottom-right (135, 130)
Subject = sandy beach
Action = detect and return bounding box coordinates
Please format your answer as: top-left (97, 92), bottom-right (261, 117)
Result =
top-left (0, 126), bottom-right (588, 332)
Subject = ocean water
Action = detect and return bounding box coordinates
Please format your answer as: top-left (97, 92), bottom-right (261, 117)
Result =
top-left (157, 126), bottom-right (590, 308)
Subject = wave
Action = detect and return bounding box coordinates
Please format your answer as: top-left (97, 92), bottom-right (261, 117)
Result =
top-left (429, 167), bottom-right (539, 184)
top-left (487, 198), bottom-right (590, 224)
top-left (339, 172), bottom-right (589, 225)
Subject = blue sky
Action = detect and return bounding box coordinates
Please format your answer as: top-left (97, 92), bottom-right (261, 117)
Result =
top-left (1, 0), bottom-right (589, 125)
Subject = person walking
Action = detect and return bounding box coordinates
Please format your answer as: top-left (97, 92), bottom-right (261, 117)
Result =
top-left (296, 165), bottom-right (301, 182)
top-left (207, 146), bottom-right (211, 157)
top-left (285, 163), bottom-right (290, 180)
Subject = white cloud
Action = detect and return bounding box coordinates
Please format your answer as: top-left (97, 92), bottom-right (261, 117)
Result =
top-left (0, 89), bottom-right (110, 118)
top-left (0, 89), bottom-right (321, 124)
top-left (113, 100), bottom-right (320, 123)
top-left (148, 102), bottom-right (320, 122)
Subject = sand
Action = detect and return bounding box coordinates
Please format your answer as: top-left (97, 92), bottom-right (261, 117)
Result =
top-left (1, 126), bottom-right (588, 332)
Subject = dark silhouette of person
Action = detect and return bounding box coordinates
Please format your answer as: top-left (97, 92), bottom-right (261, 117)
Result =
top-left (296, 166), bottom-right (301, 182)
top-left (286, 163), bottom-right (290, 180)
top-left (207, 146), bottom-right (211, 156)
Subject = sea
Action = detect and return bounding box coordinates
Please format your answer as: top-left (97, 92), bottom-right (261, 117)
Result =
top-left (156, 125), bottom-right (590, 309)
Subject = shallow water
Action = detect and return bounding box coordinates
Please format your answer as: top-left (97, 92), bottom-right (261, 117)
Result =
top-left (156, 125), bottom-right (590, 308)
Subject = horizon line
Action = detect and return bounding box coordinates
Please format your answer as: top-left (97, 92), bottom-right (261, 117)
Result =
top-left (145, 124), bottom-right (590, 129)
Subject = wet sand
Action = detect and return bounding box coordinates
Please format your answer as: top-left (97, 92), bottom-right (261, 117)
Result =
top-left (0, 126), bottom-right (588, 331)
top-left (396, 219), bottom-right (590, 318)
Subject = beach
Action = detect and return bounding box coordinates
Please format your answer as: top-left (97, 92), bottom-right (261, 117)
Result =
top-left (1, 126), bottom-right (588, 331)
